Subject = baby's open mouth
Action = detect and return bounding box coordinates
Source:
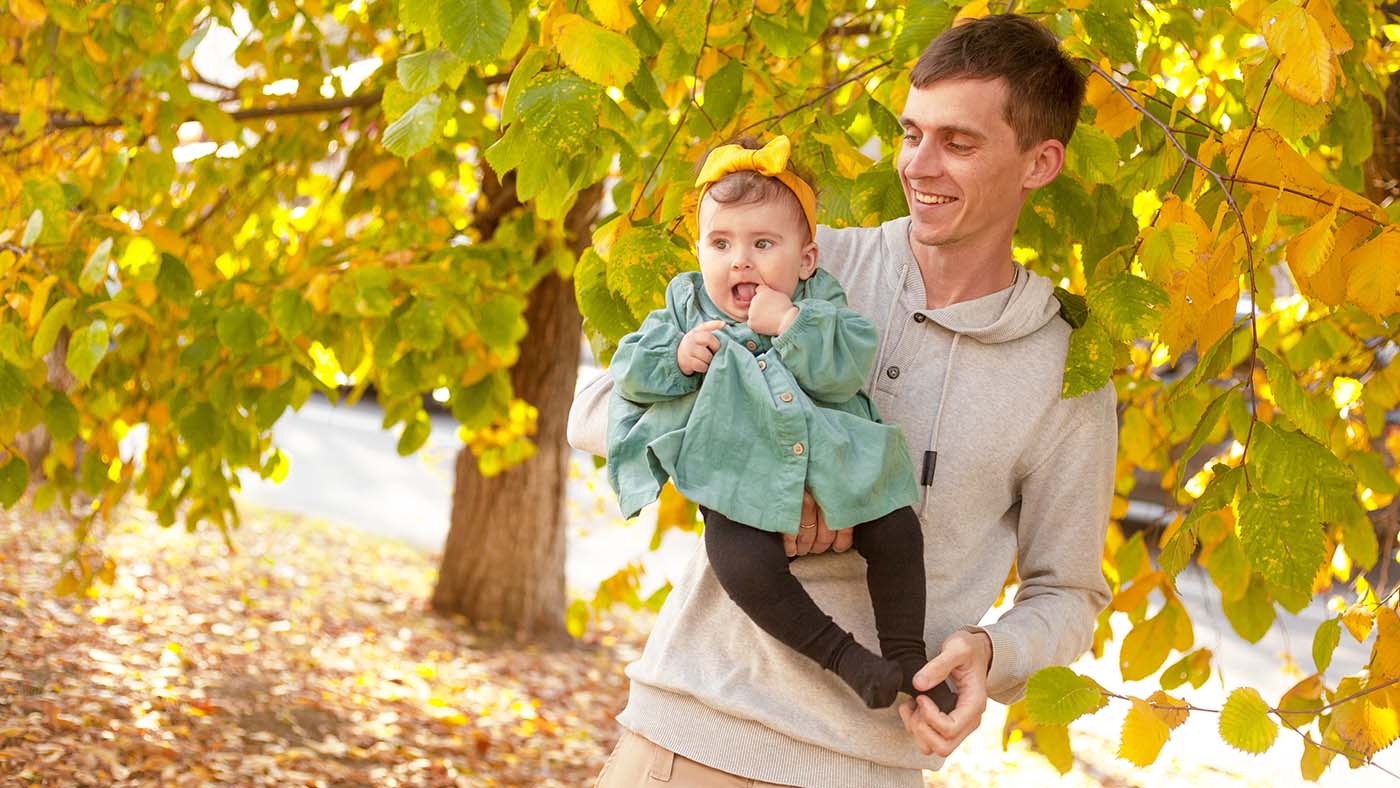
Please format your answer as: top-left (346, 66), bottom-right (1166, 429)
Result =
top-left (733, 283), bottom-right (758, 305)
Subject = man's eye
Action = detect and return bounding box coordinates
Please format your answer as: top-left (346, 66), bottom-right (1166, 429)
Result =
top-left (903, 133), bottom-right (919, 143)
top-left (948, 141), bottom-right (972, 153)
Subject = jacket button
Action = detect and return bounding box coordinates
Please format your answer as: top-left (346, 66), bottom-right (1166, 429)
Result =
top-left (792, 442), bottom-right (805, 455)
top-left (913, 313), bottom-right (927, 323)
top-left (746, 340), bottom-right (758, 351)
top-left (757, 360), bottom-right (766, 370)
top-left (886, 365), bottom-right (900, 379)
top-left (779, 392), bottom-right (793, 403)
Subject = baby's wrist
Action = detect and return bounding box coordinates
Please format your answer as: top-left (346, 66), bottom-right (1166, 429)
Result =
top-left (776, 306), bottom-right (800, 335)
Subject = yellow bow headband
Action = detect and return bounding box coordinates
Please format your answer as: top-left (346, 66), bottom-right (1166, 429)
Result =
top-left (694, 135), bottom-right (817, 239)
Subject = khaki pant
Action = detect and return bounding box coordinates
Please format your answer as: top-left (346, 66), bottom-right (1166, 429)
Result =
top-left (595, 730), bottom-right (795, 787)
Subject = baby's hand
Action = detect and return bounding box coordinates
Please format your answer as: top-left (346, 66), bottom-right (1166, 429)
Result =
top-left (677, 320), bottom-right (725, 375)
top-left (747, 286), bottom-right (799, 336)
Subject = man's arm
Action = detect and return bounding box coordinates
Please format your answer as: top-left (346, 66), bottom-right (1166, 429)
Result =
top-left (901, 382), bottom-right (1117, 749)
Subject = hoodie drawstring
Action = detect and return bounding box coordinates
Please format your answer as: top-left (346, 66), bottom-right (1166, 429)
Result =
top-left (919, 333), bottom-right (960, 513)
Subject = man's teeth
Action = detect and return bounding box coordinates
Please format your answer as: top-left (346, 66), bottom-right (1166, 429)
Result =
top-left (915, 192), bottom-right (956, 205)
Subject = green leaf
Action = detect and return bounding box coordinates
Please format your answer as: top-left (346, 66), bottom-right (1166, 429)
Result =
top-left (79, 237), bottom-right (113, 293)
top-left (179, 402), bottom-right (223, 452)
top-left (397, 48), bottom-right (465, 93)
top-left (65, 320), bottom-right (110, 385)
top-left (1066, 123), bottom-right (1121, 184)
top-left (1222, 574), bottom-right (1276, 643)
top-left (476, 295), bottom-right (526, 352)
top-left (438, 0), bottom-right (510, 64)
top-left (1085, 272), bottom-right (1168, 341)
top-left (155, 254), bottom-right (195, 303)
top-left (403, 299), bottom-right (445, 351)
top-left (852, 164), bottom-right (906, 225)
top-left (701, 58), bottom-right (743, 130)
top-left (0, 360), bottom-right (26, 412)
top-left (1025, 666), bottom-right (1108, 725)
top-left (893, 0), bottom-right (955, 63)
top-left (44, 392), bottom-right (80, 443)
top-left (1258, 348), bottom-right (1328, 442)
top-left (517, 72), bottom-right (601, 154)
top-left (1313, 617), bottom-right (1341, 673)
top-left (398, 0), bottom-right (439, 36)
top-left (501, 47), bottom-right (546, 125)
top-left (382, 93), bottom-right (442, 159)
top-left (397, 410), bottom-right (432, 456)
top-left (0, 324), bottom-right (27, 366)
top-left (607, 225), bottom-right (689, 322)
top-left (21, 209), bottom-right (42, 247)
top-left (271, 290), bottom-right (314, 338)
top-left (1053, 287), bottom-right (1089, 329)
top-left (1079, 11), bottom-right (1138, 66)
top-left (1218, 687), bottom-right (1278, 755)
top-left (255, 383), bottom-right (293, 431)
top-left (451, 372), bottom-right (510, 430)
top-left (32, 297), bottom-right (76, 359)
top-left (0, 455), bottom-right (28, 509)
top-left (1237, 491), bottom-right (1324, 614)
top-left (1061, 320), bottom-right (1113, 398)
top-left (1349, 451), bottom-right (1399, 496)
top-left (1160, 648), bottom-right (1212, 691)
top-left (1175, 384), bottom-right (1238, 489)
top-left (1248, 423), bottom-right (1351, 504)
top-left (576, 247), bottom-right (637, 363)
top-left (1339, 502), bottom-right (1379, 571)
top-left (217, 307), bottom-right (269, 354)
top-left (1139, 224), bottom-right (1196, 282)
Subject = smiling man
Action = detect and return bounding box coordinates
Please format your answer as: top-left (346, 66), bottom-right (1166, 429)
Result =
top-left (584, 13), bottom-right (1118, 788)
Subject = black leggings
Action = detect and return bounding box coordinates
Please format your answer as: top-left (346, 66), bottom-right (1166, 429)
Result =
top-left (703, 506), bottom-right (957, 711)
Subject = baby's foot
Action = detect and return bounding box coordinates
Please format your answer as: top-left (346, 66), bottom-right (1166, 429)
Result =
top-left (835, 648), bottom-right (903, 708)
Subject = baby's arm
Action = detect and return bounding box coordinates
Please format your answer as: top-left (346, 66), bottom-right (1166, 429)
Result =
top-left (610, 281), bottom-right (706, 403)
top-left (770, 292), bottom-right (878, 403)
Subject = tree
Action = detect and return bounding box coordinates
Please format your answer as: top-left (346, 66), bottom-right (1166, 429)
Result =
top-left (3, 0), bottom-right (1400, 778)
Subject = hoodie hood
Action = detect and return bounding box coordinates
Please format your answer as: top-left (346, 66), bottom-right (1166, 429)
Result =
top-left (879, 217), bottom-right (1061, 344)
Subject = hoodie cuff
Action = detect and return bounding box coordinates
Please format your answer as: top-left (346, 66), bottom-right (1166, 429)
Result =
top-left (961, 624), bottom-right (1027, 704)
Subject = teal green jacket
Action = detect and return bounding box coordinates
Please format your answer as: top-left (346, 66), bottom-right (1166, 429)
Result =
top-left (606, 270), bottom-right (918, 534)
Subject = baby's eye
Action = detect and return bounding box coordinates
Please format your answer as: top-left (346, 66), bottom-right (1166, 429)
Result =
top-left (755, 239), bottom-right (773, 249)
top-left (712, 239), bottom-right (729, 250)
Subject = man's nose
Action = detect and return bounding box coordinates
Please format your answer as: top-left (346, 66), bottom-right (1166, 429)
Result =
top-left (903, 140), bottom-right (945, 181)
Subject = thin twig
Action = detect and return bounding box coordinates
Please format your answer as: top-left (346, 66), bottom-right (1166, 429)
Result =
top-left (735, 58), bottom-right (894, 138)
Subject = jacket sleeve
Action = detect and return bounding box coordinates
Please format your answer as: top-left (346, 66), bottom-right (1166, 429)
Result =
top-left (609, 281), bottom-right (702, 404)
top-left (966, 382), bottom-right (1117, 704)
top-left (769, 296), bottom-right (878, 404)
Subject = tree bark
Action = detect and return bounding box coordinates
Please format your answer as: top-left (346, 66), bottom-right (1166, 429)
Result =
top-left (1365, 4), bottom-right (1400, 205)
top-left (430, 185), bottom-right (600, 640)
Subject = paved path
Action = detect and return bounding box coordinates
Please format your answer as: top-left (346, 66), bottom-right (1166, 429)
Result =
top-left (230, 388), bottom-right (1397, 786)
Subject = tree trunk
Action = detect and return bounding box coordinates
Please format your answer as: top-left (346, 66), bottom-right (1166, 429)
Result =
top-left (430, 185), bottom-right (600, 640)
top-left (1365, 4), bottom-right (1400, 205)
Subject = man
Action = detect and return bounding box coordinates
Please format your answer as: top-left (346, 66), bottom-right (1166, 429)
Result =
top-left (577, 14), bottom-right (1117, 787)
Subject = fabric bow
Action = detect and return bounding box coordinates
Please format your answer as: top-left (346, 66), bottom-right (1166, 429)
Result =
top-left (693, 135), bottom-right (817, 239)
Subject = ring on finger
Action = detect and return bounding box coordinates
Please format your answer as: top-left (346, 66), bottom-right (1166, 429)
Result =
top-left (799, 520), bottom-right (817, 529)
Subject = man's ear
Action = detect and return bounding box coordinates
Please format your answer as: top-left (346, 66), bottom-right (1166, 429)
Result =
top-left (797, 240), bottom-right (819, 280)
top-left (1022, 139), bottom-right (1065, 190)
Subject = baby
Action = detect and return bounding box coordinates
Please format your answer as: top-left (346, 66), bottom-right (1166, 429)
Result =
top-left (606, 136), bottom-right (956, 711)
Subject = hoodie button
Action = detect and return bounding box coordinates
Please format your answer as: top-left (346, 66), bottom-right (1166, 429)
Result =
top-left (886, 366), bottom-right (901, 379)
top-left (779, 392), bottom-right (793, 403)
top-left (913, 313), bottom-right (927, 323)
top-left (745, 340), bottom-right (758, 351)
top-left (757, 360), bottom-right (766, 370)
top-left (792, 442), bottom-right (805, 455)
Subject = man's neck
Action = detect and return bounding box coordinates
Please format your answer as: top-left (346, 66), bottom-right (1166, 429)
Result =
top-left (911, 237), bottom-right (1018, 310)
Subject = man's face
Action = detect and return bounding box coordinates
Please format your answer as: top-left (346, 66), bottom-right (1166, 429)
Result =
top-left (896, 78), bottom-right (1051, 253)
top-left (695, 194), bottom-right (816, 322)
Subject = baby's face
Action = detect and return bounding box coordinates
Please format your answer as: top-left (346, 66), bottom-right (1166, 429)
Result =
top-left (696, 196), bottom-right (815, 322)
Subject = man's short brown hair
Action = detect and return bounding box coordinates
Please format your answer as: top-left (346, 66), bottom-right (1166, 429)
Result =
top-left (910, 14), bottom-right (1086, 150)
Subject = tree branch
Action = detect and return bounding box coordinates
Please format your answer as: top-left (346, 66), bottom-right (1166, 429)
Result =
top-left (736, 58), bottom-right (895, 138)
top-left (0, 90), bottom-right (386, 131)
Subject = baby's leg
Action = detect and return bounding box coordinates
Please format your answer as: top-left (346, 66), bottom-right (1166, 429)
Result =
top-left (851, 506), bottom-right (958, 713)
top-left (703, 509), bottom-right (901, 708)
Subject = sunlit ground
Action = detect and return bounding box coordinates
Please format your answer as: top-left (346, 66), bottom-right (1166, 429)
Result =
top-left (1, 502), bottom-right (1266, 787)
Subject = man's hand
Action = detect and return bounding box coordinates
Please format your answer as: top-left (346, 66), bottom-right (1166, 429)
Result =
top-left (747, 285), bottom-right (799, 336)
top-left (898, 629), bottom-right (992, 758)
top-left (677, 320), bottom-right (726, 376)
top-left (783, 490), bottom-right (854, 557)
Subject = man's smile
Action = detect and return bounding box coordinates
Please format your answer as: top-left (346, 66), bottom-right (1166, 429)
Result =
top-left (912, 190), bottom-right (958, 206)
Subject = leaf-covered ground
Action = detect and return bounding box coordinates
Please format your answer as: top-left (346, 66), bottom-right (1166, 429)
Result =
top-left (0, 504), bottom-right (1263, 787)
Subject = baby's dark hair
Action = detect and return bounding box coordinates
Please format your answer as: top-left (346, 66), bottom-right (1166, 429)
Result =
top-left (699, 137), bottom-right (815, 242)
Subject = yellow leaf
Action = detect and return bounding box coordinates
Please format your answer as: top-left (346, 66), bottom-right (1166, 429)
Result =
top-left (81, 36), bottom-right (109, 64)
top-left (1086, 73), bottom-right (1139, 138)
top-left (1031, 723), bottom-right (1073, 774)
top-left (586, 0), bottom-right (634, 32)
top-left (955, 0), bottom-right (991, 22)
top-left (1295, 214), bottom-right (1370, 306)
top-left (1261, 0), bottom-right (1334, 105)
top-left (1285, 196), bottom-right (1340, 277)
top-left (1331, 676), bottom-right (1400, 758)
top-left (1343, 603), bottom-right (1375, 642)
top-left (1147, 690), bottom-right (1189, 730)
top-left (1370, 607), bottom-right (1400, 683)
top-left (144, 224), bottom-right (189, 258)
top-left (1343, 227), bottom-right (1400, 320)
top-left (755, 0), bottom-right (780, 13)
top-left (1119, 697), bottom-right (1171, 766)
top-left (1218, 687), bottom-right (1278, 754)
top-left (552, 13), bottom-right (640, 87)
top-left (1226, 129), bottom-right (1378, 220)
top-left (26, 275), bottom-right (57, 332)
top-left (10, 0), bottom-right (47, 26)
top-left (1306, 0), bottom-right (1353, 55)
